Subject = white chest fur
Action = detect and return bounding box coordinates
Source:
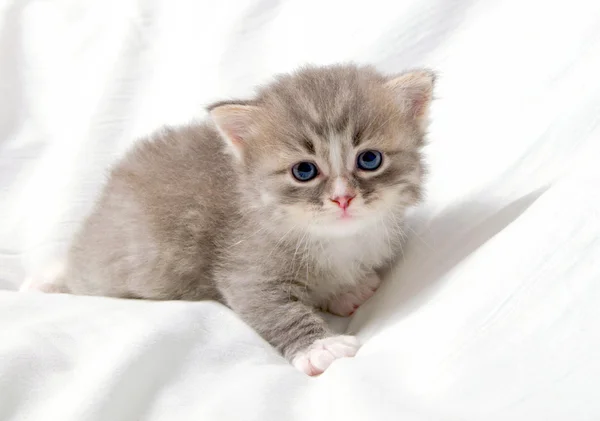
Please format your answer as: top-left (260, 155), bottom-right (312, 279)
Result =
top-left (310, 220), bottom-right (402, 292)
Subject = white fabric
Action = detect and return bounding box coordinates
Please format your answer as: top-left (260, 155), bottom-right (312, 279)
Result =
top-left (1, 0), bottom-right (600, 419)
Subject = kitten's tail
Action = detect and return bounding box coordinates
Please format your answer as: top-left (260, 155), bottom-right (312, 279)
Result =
top-left (20, 260), bottom-right (70, 294)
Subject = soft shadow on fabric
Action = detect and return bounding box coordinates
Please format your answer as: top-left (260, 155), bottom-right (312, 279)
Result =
top-left (348, 186), bottom-right (550, 336)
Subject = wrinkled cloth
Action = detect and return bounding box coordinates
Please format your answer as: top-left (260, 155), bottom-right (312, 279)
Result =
top-left (1, 0), bottom-right (600, 420)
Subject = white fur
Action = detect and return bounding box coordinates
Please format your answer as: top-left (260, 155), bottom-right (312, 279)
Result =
top-left (292, 335), bottom-right (360, 376)
top-left (260, 190), bottom-right (275, 205)
top-left (328, 133), bottom-right (344, 176)
top-left (20, 260), bottom-right (65, 293)
top-left (294, 186), bottom-right (408, 295)
top-left (332, 177), bottom-right (351, 199)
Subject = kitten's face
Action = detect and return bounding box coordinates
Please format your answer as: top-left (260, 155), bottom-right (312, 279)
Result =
top-left (210, 65), bottom-right (434, 237)
top-left (252, 121), bottom-right (423, 238)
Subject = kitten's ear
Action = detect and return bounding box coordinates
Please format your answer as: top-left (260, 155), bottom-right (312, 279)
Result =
top-left (385, 69), bottom-right (436, 129)
top-left (208, 102), bottom-right (258, 160)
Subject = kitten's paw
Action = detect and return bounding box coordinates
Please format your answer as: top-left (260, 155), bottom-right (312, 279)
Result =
top-left (20, 262), bottom-right (67, 294)
top-left (292, 335), bottom-right (360, 376)
top-left (326, 274), bottom-right (381, 317)
top-left (20, 280), bottom-right (66, 293)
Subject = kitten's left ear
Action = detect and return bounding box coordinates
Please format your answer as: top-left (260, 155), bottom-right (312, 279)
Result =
top-left (385, 69), bottom-right (436, 130)
top-left (208, 102), bottom-right (259, 160)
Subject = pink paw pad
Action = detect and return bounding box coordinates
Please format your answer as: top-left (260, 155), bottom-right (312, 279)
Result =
top-left (326, 274), bottom-right (381, 317)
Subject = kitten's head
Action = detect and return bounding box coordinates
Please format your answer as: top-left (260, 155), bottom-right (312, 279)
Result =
top-left (209, 64), bottom-right (435, 237)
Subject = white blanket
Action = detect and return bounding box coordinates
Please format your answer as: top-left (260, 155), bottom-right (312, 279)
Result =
top-left (2, 0), bottom-right (600, 419)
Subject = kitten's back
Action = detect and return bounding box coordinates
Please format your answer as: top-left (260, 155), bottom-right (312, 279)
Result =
top-left (64, 123), bottom-right (234, 300)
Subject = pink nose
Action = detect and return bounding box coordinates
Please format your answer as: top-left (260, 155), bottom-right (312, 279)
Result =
top-left (330, 195), bottom-right (355, 210)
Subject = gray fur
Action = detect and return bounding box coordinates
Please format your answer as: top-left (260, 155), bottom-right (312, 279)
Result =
top-left (57, 64), bottom-right (435, 362)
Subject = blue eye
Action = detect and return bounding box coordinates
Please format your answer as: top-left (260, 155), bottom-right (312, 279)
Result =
top-left (292, 161), bottom-right (319, 182)
top-left (357, 150), bottom-right (382, 171)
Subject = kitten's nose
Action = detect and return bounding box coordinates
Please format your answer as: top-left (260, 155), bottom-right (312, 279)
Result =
top-left (330, 195), bottom-right (355, 210)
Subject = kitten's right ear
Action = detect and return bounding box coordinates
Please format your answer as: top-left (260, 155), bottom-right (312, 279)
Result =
top-left (208, 102), bottom-right (258, 160)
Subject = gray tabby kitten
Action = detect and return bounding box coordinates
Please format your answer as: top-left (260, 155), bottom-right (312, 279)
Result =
top-left (31, 64), bottom-right (435, 375)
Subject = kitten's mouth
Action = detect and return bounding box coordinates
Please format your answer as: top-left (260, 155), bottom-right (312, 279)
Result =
top-left (338, 210), bottom-right (353, 220)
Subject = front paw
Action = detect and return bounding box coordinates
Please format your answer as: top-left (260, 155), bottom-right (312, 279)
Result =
top-left (292, 335), bottom-right (360, 376)
top-left (325, 274), bottom-right (381, 317)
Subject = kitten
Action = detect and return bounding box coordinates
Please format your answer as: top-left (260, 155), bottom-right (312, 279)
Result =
top-left (35, 64), bottom-right (434, 375)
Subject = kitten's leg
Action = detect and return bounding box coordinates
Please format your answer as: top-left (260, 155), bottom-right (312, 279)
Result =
top-left (20, 262), bottom-right (70, 294)
top-left (223, 279), bottom-right (360, 376)
top-left (20, 282), bottom-right (68, 294)
top-left (325, 272), bottom-right (381, 317)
